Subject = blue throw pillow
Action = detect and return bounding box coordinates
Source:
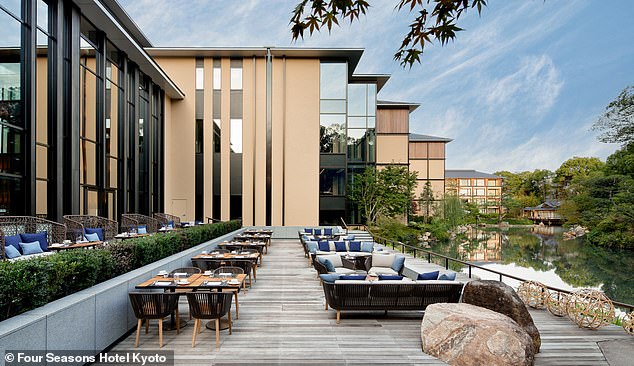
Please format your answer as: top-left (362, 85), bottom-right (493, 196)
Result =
top-left (334, 241), bottom-right (347, 252)
top-left (314, 228), bottom-right (322, 236)
top-left (438, 272), bottom-right (457, 281)
top-left (137, 225), bottom-right (147, 234)
top-left (318, 240), bottom-right (330, 252)
top-left (360, 242), bottom-right (374, 253)
top-left (417, 271), bottom-right (439, 280)
top-left (339, 275), bottom-right (366, 280)
top-left (4, 234), bottom-right (22, 253)
top-left (391, 255), bottom-right (406, 272)
top-left (304, 228), bottom-right (313, 234)
top-left (20, 232), bottom-right (48, 252)
top-left (167, 220), bottom-right (174, 229)
top-left (84, 227), bottom-right (104, 241)
top-left (4, 244), bottom-right (21, 259)
top-left (348, 235), bottom-right (355, 240)
top-left (317, 257), bottom-right (336, 272)
top-left (20, 241), bottom-right (44, 255)
top-left (306, 241), bottom-right (318, 254)
top-left (84, 232), bottom-right (100, 242)
top-left (323, 228), bottom-right (333, 236)
top-left (378, 275), bottom-right (403, 281)
top-left (319, 273), bottom-right (341, 283)
top-left (348, 241), bottom-right (361, 252)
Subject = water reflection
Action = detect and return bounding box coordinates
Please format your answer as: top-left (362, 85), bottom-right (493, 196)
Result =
top-left (430, 226), bottom-right (634, 306)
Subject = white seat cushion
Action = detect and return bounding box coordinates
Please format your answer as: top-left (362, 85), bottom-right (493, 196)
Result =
top-left (318, 253), bottom-right (343, 267)
top-left (8, 251), bottom-right (55, 262)
top-left (334, 267), bottom-right (357, 274)
top-left (371, 253), bottom-right (395, 268)
top-left (368, 266), bottom-right (398, 275)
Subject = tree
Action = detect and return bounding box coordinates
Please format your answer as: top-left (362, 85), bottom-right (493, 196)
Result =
top-left (593, 86), bottom-right (634, 145)
top-left (290, 0), bottom-right (488, 67)
top-left (555, 157), bottom-right (604, 198)
top-left (441, 193), bottom-right (465, 229)
top-left (348, 165), bottom-right (417, 224)
top-left (418, 181), bottom-right (434, 223)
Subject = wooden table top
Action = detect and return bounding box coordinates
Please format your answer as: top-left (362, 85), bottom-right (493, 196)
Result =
top-left (219, 241), bottom-right (266, 247)
top-left (136, 273), bottom-right (247, 289)
top-left (192, 252), bottom-right (260, 260)
top-left (49, 241), bottom-right (102, 250)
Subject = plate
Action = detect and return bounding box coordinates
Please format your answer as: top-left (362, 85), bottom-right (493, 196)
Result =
top-left (176, 280), bottom-right (189, 285)
top-left (154, 281), bottom-right (172, 286)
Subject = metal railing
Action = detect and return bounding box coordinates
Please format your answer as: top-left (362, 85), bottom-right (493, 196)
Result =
top-left (339, 217), bottom-right (369, 233)
top-left (367, 230), bottom-right (634, 312)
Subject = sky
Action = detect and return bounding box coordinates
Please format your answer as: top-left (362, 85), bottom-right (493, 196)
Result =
top-left (119, 0), bottom-right (634, 173)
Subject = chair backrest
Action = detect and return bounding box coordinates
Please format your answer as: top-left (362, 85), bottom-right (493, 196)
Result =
top-left (152, 213), bottom-right (182, 228)
top-left (187, 292), bottom-right (233, 320)
top-left (238, 248), bottom-right (258, 254)
top-left (214, 249), bottom-right (230, 254)
top-left (121, 214), bottom-right (160, 233)
top-left (213, 266), bottom-right (244, 276)
top-left (63, 215), bottom-right (118, 241)
top-left (0, 216), bottom-right (67, 258)
top-left (191, 259), bottom-right (210, 271)
top-left (169, 267), bottom-right (201, 277)
top-left (128, 292), bottom-right (180, 319)
top-left (223, 260), bottom-right (252, 276)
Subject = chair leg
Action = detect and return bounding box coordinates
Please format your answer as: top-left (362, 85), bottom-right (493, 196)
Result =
top-left (228, 311), bottom-right (232, 335)
top-left (234, 292), bottom-right (239, 319)
top-left (175, 309), bottom-right (180, 335)
top-left (336, 310), bottom-right (340, 324)
top-left (145, 319), bottom-right (149, 334)
top-left (215, 319), bottom-right (220, 347)
top-left (191, 319), bottom-right (198, 348)
top-left (325, 301), bottom-right (328, 311)
top-left (135, 319), bottom-right (142, 347)
top-left (159, 319), bottom-right (163, 348)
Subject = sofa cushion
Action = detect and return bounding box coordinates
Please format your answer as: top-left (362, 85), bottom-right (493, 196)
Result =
top-left (137, 225), bottom-right (147, 234)
top-left (20, 241), bottom-right (44, 255)
top-left (319, 273), bottom-right (341, 283)
top-left (438, 272), bottom-right (457, 281)
top-left (84, 232), bottom-right (100, 242)
top-left (84, 227), bottom-right (104, 241)
top-left (317, 257), bottom-right (336, 272)
top-left (334, 267), bottom-right (357, 274)
top-left (8, 251), bottom-right (54, 262)
top-left (340, 275), bottom-right (366, 280)
top-left (417, 271), bottom-right (439, 280)
top-left (4, 234), bottom-right (22, 253)
top-left (334, 279), bottom-right (370, 284)
top-left (334, 241), bottom-right (347, 252)
top-left (319, 253), bottom-right (343, 267)
top-left (306, 241), bottom-right (318, 254)
top-left (167, 220), bottom-right (174, 229)
top-left (348, 241), bottom-right (361, 252)
top-left (369, 267), bottom-right (398, 275)
top-left (372, 253), bottom-right (395, 268)
top-left (415, 280), bottom-right (461, 285)
top-left (313, 228), bottom-right (322, 236)
top-left (360, 242), bottom-right (374, 252)
top-left (318, 241), bottom-right (330, 252)
top-left (378, 275), bottom-right (404, 281)
top-left (304, 228), bottom-right (313, 234)
top-left (391, 255), bottom-right (406, 272)
top-left (20, 232), bottom-right (48, 252)
top-left (323, 228), bottom-right (333, 236)
top-left (4, 244), bottom-right (21, 259)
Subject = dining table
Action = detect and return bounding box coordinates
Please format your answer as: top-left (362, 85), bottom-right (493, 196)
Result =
top-left (135, 272), bottom-right (246, 330)
top-left (192, 252), bottom-right (261, 280)
top-left (218, 240), bottom-right (268, 257)
top-left (49, 241), bottom-right (102, 251)
top-left (233, 234), bottom-right (271, 247)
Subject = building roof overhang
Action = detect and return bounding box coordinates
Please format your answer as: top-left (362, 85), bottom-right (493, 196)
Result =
top-left (350, 74), bottom-right (390, 91)
top-left (408, 133), bottom-right (453, 143)
top-left (74, 0), bottom-right (184, 99)
top-left (377, 100), bottom-right (420, 112)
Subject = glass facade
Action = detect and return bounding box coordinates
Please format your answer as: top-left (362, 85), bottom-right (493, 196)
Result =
top-left (230, 59), bottom-right (243, 220)
top-left (0, 0), bottom-right (166, 220)
top-left (319, 62), bottom-right (377, 224)
top-left (212, 58), bottom-right (221, 220)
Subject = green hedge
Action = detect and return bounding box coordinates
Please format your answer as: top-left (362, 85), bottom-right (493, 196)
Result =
top-left (0, 220), bottom-right (241, 321)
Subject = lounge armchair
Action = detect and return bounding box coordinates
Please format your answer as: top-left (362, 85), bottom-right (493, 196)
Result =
top-left (153, 213), bottom-right (181, 229)
top-left (1, 216), bottom-right (66, 260)
top-left (63, 215), bottom-right (118, 242)
top-left (363, 252), bottom-right (406, 275)
top-left (121, 213), bottom-right (160, 234)
top-left (314, 253), bottom-right (358, 275)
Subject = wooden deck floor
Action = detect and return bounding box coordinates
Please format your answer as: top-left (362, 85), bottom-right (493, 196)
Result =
top-left (112, 238), bottom-right (633, 365)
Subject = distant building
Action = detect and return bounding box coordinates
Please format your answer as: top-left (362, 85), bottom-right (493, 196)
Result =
top-left (523, 200), bottom-right (563, 225)
top-left (408, 133), bottom-right (452, 215)
top-left (445, 170), bottom-right (503, 214)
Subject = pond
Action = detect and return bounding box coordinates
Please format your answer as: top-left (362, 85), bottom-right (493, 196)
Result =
top-left (428, 226), bottom-right (634, 308)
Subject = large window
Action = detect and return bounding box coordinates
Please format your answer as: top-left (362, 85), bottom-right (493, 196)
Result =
top-left (212, 59), bottom-right (221, 220)
top-left (320, 62), bottom-right (346, 154)
top-left (347, 83), bottom-right (376, 162)
top-left (230, 59), bottom-right (243, 220)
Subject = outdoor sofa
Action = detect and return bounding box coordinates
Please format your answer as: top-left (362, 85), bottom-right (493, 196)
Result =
top-left (1, 216), bottom-right (66, 261)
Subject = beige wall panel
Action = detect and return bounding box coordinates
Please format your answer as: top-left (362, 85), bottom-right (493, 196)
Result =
top-left (283, 58), bottom-right (320, 225)
top-left (203, 58), bottom-right (213, 219)
top-left (428, 142), bottom-right (446, 158)
top-left (409, 160), bottom-right (428, 180)
top-left (409, 142), bottom-right (427, 159)
top-left (254, 58), bottom-right (267, 224)
top-left (241, 57), bottom-right (255, 226)
top-left (270, 58), bottom-right (284, 226)
top-left (429, 160), bottom-right (445, 180)
top-left (431, 180), bottom-right (445, 198)
top-left (376, 108), bottom-right (409, 133)
top-left (36, 57), bottom-right (47, 144)
top-left (153, 57), bottom-right (196, 221)
top-left (376, 134), bottom-right (408, 164)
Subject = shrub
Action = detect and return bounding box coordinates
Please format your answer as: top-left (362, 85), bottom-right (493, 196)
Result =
top-left (0, 220), bottom-right (241, 321)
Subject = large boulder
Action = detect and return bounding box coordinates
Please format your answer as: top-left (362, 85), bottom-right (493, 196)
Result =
top-left (421, 303), bottom-right (535, 366)
top-left (462, 280), bottom-right (541, 352)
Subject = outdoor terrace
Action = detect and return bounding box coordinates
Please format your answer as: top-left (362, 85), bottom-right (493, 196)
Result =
top-left (112, 236), bottom-right (633, 365)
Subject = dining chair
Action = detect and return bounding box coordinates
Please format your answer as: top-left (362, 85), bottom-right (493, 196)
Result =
top-left (186, 292), bottom-right (233, 347)
top-left (128, 292), bottom-right (180, 348)
top-left (169, 267), bottom-right (202, 277)
top-left (213, 266), bottom-right (244, 277)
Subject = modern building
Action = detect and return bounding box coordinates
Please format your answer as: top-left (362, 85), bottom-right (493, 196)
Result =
top-left (408, 133), bottom-right (452, 215)
top-left (445, 170), bottom-right (503, 214)
top-left (1, 0), bottom-right (453, 226)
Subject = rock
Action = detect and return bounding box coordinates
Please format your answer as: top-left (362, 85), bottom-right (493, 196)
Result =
top-left (421, 303), bottom-right (535, 366)
top-left (461, 280), bottom-right (541, 353)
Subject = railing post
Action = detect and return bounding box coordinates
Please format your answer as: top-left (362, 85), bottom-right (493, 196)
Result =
top-left (445, 258), bottom-right (449, 270)
top-left (499, 274), bottom-right (503, 282)
top-left (401, 243), bottom-right (404, 253)
top-left (468, 265), bottom-right (472, 278)
top-left (427, 253), bottom-right (431, 263)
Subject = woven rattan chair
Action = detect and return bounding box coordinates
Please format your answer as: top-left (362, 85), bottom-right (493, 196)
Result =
top-left (121, 213), bottom-right (160, 234)
top-left (152, 213), bottom-right (182, 228)
top-left (128, 292), bottom-right (180, 348)
top-left (213, 266), bottom-right (244, 277)
top-left (186, 292), bottom-right (233, 347)
top-left (0, 216), bottom-right (67, 259)
top-left (63, 215), bottom-right (118, 241)
top-left (169, 267), bottom-right (202, 277)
